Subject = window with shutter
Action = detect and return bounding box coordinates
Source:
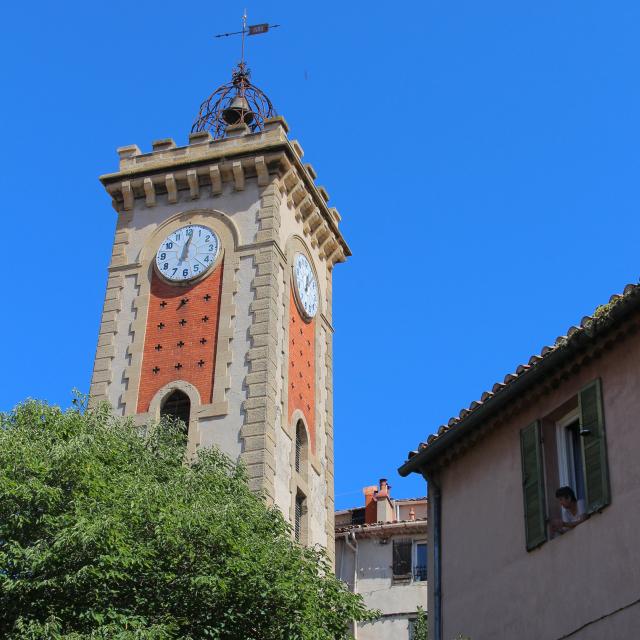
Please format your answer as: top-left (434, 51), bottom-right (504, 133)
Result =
top-left (393, 538), bottom-right (413, 577)
top-left (520, 421), bottom-right (547, 551)
top-left (579, 378), bottom-right (610, 513)
top-left (414, 542), bottom-right (427, 581)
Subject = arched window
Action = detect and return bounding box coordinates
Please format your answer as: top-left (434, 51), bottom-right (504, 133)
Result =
top-left (295, 420), bottom-right (308, 475)
top-left (160, 389), bottom-right (191, 433)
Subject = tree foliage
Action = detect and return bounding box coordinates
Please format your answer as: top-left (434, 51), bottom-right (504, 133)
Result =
top-left (0, 399), bottom-right (376, 639)
top-left (413, 605), bottom-right (428, 640)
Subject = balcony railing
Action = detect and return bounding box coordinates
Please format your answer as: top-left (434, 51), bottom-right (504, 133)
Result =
top-left (413, 565), bottom-right (427, 582)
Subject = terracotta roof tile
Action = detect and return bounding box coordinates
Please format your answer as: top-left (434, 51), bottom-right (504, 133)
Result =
top-left (335, 518), bottom-right (428, 535)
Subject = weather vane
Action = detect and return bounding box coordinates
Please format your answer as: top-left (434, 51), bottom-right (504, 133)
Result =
top-left (191, 10), bottom-right (280, 139)
top-left (214, 10), bottom-right (280, 67)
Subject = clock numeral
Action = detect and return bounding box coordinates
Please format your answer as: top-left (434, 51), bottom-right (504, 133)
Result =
top-left (194, 265), bottom-right (200, 273)
top-left (172, 268), bottom-right (178, 275)
top-left (204, 256), bottom-right (210, 263)
top-left (165, 242), bottom-right (173, 249)
top-left (205, 235), bottom-right (210, 242)
top-left (160, 252), bottom-right (166, 260)
top-left (208, 244), bottom-right (214, 251)
top-left (163, 263), bottom-right (169, 270)
top-left (186, 228), bottom-right (193, 236)
top-left (182, 268), bottom-right (189, 277)
top-left (175, 233), bottom-right (181, 241)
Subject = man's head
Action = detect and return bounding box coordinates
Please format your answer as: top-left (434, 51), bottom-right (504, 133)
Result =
top-left (556, 486), bottom-right (577, 509)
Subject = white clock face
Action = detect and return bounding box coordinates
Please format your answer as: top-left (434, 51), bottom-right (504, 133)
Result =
top-left (293, 253), bottom-right (318, 319)
top-left (155, 225), bottom-right (220, 282)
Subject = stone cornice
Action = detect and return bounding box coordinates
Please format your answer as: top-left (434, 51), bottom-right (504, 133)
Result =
top-left (99, 119), bottom-right (350, 269)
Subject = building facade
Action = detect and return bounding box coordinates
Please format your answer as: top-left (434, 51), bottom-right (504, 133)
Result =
top-left (400, 283), bottom-right (640, 639)
top-left (335, 479), bottom-right (428, 639)
top-left (89, 65), bottom-right (350, 556)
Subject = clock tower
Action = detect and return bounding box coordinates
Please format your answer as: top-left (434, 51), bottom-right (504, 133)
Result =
top-left (89, 62), bottom-right (349, 556)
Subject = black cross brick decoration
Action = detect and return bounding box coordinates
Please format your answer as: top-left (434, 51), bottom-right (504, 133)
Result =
top-left (177, 341), bottom-right (185, 348)
top-left (202, 315), bottom-right (209, 323)
top-left (160, 301), bottom-right (167, 308)
top-left (200, 337), bottom-right (207, 344)
top-left (204, 294), bottom-right (211, 301)
top-left (197, 359), bottom-right (205, 367)
top-left (152, 366), bottom-right (160, 374)
top-left (179, 319), bottom-right (187, 326)
top-left (155, 344), bottom-right (162, 351)
top-left (175, 363), bottom-right (183, 370)
top-left (157, 322), bottom-right (165, 329)
top-left (178, 297), bottom-right (189, 308)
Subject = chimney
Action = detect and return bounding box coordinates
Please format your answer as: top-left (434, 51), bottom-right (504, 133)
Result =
top-left (409, 507), bottom-right (416, 521)
top-left (376, 478), bottom-right (395, 524)
top-left (363, 485), bottom-right (378, 524)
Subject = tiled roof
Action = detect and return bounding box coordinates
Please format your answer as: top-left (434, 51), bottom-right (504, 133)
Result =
top-left (335, 518), bottom-right (428, 536)
top-left (399, 281), bottom-right (640, 476)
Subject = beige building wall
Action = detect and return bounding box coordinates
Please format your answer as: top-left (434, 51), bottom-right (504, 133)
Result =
top-left (336, 528), bottom-right (427, 640)
top-left (397, 500), bottom-right (428, 522)
top-left (428, 328), bottom-right (640, 639)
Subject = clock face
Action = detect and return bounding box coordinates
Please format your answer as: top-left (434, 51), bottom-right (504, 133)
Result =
top-left (155, 225), bottom-right (220, 282)
top-left (293, 253), bottom-right (318, 320)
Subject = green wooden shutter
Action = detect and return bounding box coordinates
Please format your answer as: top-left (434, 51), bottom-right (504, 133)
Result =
top-left (579, 378), bottom-right (611, 513)
top-left (520, 421), bottom-right (547, 550)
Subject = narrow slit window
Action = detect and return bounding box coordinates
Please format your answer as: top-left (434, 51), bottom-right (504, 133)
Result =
top-left (295, 420), bottom-right (307, 476)
top-left (295, 493), bottom-right (306, 542)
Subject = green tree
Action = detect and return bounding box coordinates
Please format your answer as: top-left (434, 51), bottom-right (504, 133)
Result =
top-left (0, 399), bottom-right (376, 639)
top-left (413, 606), bottom-right (428, 640)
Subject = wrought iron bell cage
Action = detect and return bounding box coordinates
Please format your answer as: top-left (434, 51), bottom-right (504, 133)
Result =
top-left (191, 62), bottom-right (276, 139)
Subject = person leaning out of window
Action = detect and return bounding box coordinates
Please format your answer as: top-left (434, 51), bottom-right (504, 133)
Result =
top-left (550, 486), bottom-right (587, 535)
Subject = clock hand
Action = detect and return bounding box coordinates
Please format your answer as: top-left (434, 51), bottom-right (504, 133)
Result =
top-left (179, 234), bottom-right (193, 263)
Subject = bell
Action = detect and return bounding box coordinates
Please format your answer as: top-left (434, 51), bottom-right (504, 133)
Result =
top-left (222, 95), bottom-right (254, 126)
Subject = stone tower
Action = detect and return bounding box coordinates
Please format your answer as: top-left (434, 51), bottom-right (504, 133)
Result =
top-left (89, 65), bottom-right (349, 556)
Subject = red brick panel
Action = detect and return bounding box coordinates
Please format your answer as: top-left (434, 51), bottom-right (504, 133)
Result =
top-left (288, 288), bottom-right (316, 453)
top-left (137, 263), bottom-right (224, 412)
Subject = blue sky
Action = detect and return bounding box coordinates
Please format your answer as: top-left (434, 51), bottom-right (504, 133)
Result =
top-left (2, 1), bottom-right (639, 509)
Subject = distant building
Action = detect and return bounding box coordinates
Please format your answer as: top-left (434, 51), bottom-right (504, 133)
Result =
top-left (399, 282), bottom-right (640, 639)
top-left (335, 479), bottom-right (427, 639)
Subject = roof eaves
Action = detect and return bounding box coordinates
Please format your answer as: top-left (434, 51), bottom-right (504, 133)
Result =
top-left (398, 283), bottom-right (640, 477)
